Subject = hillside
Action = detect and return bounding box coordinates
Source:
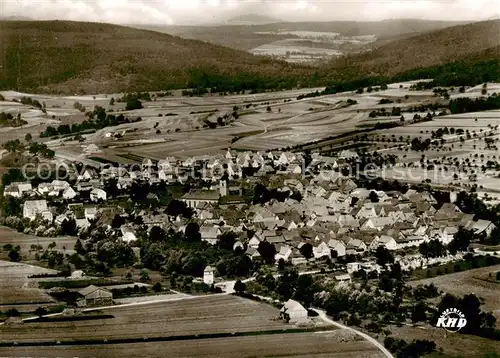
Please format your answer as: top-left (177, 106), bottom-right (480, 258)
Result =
top-left (0, 20), bottom-right (312, 94)
top-left (324, 19), bottom-right (500, 79)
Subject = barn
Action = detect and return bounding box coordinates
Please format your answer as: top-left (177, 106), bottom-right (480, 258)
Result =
top-left (280, 299), bottom-right (308, 323)
top-left (77, 285), bottom-right (113, 307)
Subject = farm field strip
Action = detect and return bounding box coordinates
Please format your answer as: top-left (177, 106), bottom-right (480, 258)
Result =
top-left (0, 331), bottom-right (382, 358)
top-left (0, 295), bottom-right (305, 342)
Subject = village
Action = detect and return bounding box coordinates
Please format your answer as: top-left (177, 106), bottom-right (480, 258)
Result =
top-left (3, 147), bottom-right (498, 288)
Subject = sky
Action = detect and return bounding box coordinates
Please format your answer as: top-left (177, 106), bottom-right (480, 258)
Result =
top-left (1, 0), bottom-right (498, 25)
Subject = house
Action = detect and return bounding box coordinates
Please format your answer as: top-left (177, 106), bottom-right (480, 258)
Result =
top-left (280, 299), bottom-right (308, 323)
top-left (253, 208), bottom-right (279, 223)
top-left (84, 207), bottom-right (97, 221)
top-left (181, 190), bottom-right (219, 209)
top-left (90, 188), bottom-right (107, 202)
top-left (245, 247), bottom-right (261, 260)
top-left (62, 187), bottom-right (77, 200)
top-left (346, 238), bottom-right (367, 253)
top-left (369, 235), bottom-right (397, 251)
top-left (335, 274), bottom-right (351, 283)
top-left (51, 180), bottom-right (70, 191)
top-left (77, 169), bottom-right (95, 181)
top-left (200, 225), bottom-right (222, 245)
top-left (467, 219), bottom-right (497, 236)
top-left (77, 285), bottom-right (113, 307)
top-left (275, 245), bottom-right (293, 262)
top-left (55, 214), bottom-right (69, 226)
top-left (23, 200), bottom-right (51, 221)
top-left (4, 182), bottom-right (32, 198)
top-left (327, 239), bottom-right (346, 257)
top-left (37, 183), bottom-right (54, 196)
top-left (313, 241), bottom-right (331, 259)
top-left (346, 262), bottom-right (361, 274)
top-left (120, 225), bottom-right (137, 243)
top-left (248, 236), bottom-right (261, 249)
top-left (338, 149), bottom-right (359, 160)
top-left (361, 217), bottom-right (394, 231)
top-left (203, 266), bottom-right (215, 285)
top-left (355, 206), bottom-right (377, 219)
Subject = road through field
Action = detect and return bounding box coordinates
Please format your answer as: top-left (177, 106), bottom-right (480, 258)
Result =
top-left (312, 308), bottom-right (394, 358)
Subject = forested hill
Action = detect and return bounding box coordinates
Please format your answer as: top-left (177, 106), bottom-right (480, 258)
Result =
top-left (0, 19), bottom-right (498, 94)
top-left (0, 20), bottom-right (314, 94)
top-left (320, 20), bottom-right (500, 82)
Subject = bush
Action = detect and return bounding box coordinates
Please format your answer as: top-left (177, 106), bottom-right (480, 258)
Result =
top-left (6, 308), bottom-right (20, 317)
top-left (152, 282), bottom-right (162, 292)
top-left (125, 99), bottom-right (143, 111)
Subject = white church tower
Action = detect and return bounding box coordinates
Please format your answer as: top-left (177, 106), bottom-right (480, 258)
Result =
top-left (219, 180), bottom-right (228, 197)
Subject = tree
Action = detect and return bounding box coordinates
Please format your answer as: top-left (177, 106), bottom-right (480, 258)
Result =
top-left (375, 246), bottom-right (394, 266)
top-left (25, 133), bottom-right (32, 142)
top-left (369, 191), bottom-right (379, 203)
top-left (4, 139), bottom-right (23, 153)
top-left (126, 98), bottom-right (143, 111)
top-left (140, 269), bottom-right (150, 282)
top-left (74, 238), bottom-right (85, 255)
top-left (111, 214), bottom-right (126, 228)
top-left (2, 196), bottom-right (22, 217)
top-left (299, 242), bottom-right (313, 259)
top-left (6, 308), bottom-right (20, 317)
top-left (109, 97), bottom-right (115, 106)
top-left (277, 258), bottom-right (286, 271)
top-left (149, 225), bottom-right (166, 242)
top-left (448, 228), bottom-right (473, 254)
top-left (8, 249), bottom-right (20, 262)
top-left (496, 271), bottom-right (500, 281)
top-left (60, 218), bottom-right (78, 236)
top-left (218, 231), bottom-right (237, 251)
top-left (258, 241), bottom-right (277, 265)
top-left (152, 282), bottom-right (162, 292)
top-left (35, 306), bottom-right (47, 318)
top-left (234, 279), bottom-right (246, 293)
top-left (185, 222), bottom-right (201, 242)
top-left (411, 302), bottom-right (427, 323)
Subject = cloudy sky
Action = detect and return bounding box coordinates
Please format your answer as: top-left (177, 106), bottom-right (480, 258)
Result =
top-left (1, 0), bottom-right (498, 25)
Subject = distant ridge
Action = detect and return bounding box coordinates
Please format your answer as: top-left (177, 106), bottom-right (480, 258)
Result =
top-left (0, 16), bottom-right (33, 21)
top-left (223, 13), bottom-right (281, 25)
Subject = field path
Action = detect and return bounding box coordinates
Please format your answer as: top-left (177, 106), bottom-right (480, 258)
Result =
top-left (312, 308), bottom-right (394, 358)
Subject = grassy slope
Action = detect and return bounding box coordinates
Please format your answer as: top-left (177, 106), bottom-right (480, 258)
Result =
top-left (323, 20), bottom-right (500, 80)
top-left (0, 20), bottom-right (310, 94)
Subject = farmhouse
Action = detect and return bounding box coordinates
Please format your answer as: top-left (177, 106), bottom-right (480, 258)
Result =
top-left (77, 285), bottom-right (113, 307)
top-left (280, 299), bottom-right (308, 323)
